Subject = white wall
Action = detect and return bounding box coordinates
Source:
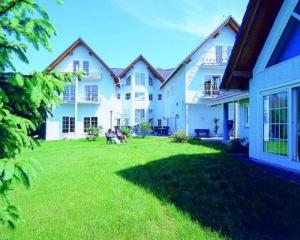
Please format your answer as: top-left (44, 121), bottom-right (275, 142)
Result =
top-left (249, 0), bottom-right (300, 171)
top-left (162, 25), bottom-right (236, 136)
top-left (46, 44), bottom-right (118, 140)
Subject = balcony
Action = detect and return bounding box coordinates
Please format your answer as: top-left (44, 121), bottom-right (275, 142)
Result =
top-left (77, 95), bottom-right (101, 104)
top-left (201, 50), bottom-right (231, 65)
top-left (62, 96), bottom-right (75, 104)
top-left (81, 72), bottom-right (102, 80)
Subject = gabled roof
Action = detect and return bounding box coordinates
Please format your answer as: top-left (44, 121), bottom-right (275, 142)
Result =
top-left (157, 68), bottom-right (175, 80)
top-left (220, 0), bottom-right (284, 90)
top-left (160, 16), bottom-right (240, 89)
top-left (47, 38), bottom-right (120, 85)
top-left (119, 55), bottom-right (165, 82)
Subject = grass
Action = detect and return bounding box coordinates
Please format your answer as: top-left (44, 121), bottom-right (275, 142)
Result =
top-left (1, 137), bottom-right (300, 240)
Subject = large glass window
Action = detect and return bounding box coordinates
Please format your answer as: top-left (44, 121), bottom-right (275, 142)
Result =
top-left (62, 117), bottom-right (75, 133)
top-left (263, 92), bottom-right (288, 156)
top-left (135, 73), bottom-right (145, 86)
top-left (85, 85), bottom-right (98, 102)
top-left (84, 117), bottom-right (98, 133)
top-left (135, 109), bottom-right (145, 123)
top-left (63, 84), bottom-right (75, 102)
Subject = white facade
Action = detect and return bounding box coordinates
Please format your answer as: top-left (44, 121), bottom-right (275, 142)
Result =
top-left (161, 22), bottom-right (237, 137)
top-left (248, 0), bottom-right (300, 171)
top-left (45, 17), bottom-right (238, 140)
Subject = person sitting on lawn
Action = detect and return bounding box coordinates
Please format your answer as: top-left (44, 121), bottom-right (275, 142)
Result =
top-left (107, 129), bottom-right (120, 144)
top-left (116, 130), bottom-right (127, 143)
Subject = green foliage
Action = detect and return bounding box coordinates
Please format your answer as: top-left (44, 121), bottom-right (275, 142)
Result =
top-left (0, 158), bottom-right (41, 228)
top-left (0, 0), bottom-right (71, 228)
top-left (139, 121), bottom-right (152, 137)
top-left (121, 127), bottom-right (131, 138)
top-left (86, 126), bottom-right (103, 141)
top-left (171, 131), bottom-right (189, 143)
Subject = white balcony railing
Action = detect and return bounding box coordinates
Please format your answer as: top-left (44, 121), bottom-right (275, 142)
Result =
top-left (81, 72), bottom-right (102, 80)
top-left (77, 95), bottom-right (101, 104)
top-left (201, 50), bottom-right (231, 65)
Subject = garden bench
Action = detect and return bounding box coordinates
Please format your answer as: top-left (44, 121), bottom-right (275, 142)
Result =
top-left (194, 129), bottom-right (210, 138)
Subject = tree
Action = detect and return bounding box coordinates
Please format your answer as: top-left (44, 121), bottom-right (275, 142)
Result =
top-left (0, 0), bottom-right (77, 228)
top-left (139, 121), bottom-right (152, 137)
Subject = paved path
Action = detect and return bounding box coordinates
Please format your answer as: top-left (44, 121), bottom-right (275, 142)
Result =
top-left (229, 154), bottom-right (300, 185)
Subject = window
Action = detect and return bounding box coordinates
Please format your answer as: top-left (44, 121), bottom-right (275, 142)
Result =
top-left (85, 85), bottom-right (98, 102)
top-left (149, 109), bottom-right (153, 115)
top-left (63, 84), bottom-right (75, 102)
top-left (216, 45), bottom-right (223, 63)
top-left (135, 109), bottom-right (145, 123)
top-left (135, 92), bottom-right (145, 101)
top-left (149, 94), bottom-right (153, 101)
top-left (83, 61), bottom-right (89, 75)
top-left (125, 93), bottom-right (131, 100)
top-left (125, 76), bottom-right (131, 86)
top-left (149, 77), bottom-right (153, 86)
top-left (116, 93), bottom-right (121, 100)
top-left (267, 14), bottom-right (300, 67)
top-left (62, 117), bottom-right (75, 133)
top-left (157, 119), bottom-right (162, 127)
top-left (73, 60), bottom-right (79, 72)
top-left (135, 73), bottom-right (145, 86)
top-left (203, 75), bottom-right (221, 96)
top-left (158, 94), bottom-right (162, 101)
top-left (295, 1), bottom-right (300, 14)
top-left (263, 92), bottom-right (288, 156)
top-left (124, 118), bottom-right (129, 126)
top-left (116, 118), bottom-right (121, 127)
top-left (244, 104), bottom-right (250, 127)
top-left (84, 117), bottom-right (98, 133)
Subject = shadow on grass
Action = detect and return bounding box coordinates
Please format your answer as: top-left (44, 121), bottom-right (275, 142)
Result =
top-left (117, 149), bottom-right (300, 240)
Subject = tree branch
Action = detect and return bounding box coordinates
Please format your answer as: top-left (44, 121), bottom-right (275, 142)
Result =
top-left (0, 0), bottom-right (27, 17)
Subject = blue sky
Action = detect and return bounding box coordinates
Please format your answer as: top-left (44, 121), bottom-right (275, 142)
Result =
top-left (18, 0), bottom-right (248, 72)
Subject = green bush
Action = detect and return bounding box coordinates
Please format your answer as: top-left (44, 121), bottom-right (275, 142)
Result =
top-left (139, 121), bottom-right (153, 137)
top-left (87, 126), bottom-right (103, 141)
top-left (172, 131), bottom-right (189, 143)
top-left (121, 127), bottom-right (131, 138)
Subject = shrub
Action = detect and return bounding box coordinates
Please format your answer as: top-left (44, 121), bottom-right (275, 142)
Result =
top-left (172, 131), bottom-right (189, 143)
top-left (87, 126), bottom-right (103, 141)
top-left (228, 138), bottom-right (249, 154)
top-left (139, 121), bottom-right (153, 137)
top-left (121, 127), bottom-right (131, 138)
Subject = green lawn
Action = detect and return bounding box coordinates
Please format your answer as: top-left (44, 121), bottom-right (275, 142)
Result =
top-left (1, 137), bottom-right (300, 240)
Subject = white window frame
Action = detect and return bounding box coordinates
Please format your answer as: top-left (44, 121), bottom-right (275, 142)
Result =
top-left (244, 104), bottom-right (250, 127)
top-left (135, 73), bottom-right (145, 86)
top-left (85, 85), bottom-right (98, 102)
top-left (135, 92), bottom-right (145, 101)
top-left (62, 116), bottom-right (75, 133)
top-left (83, 117), bottom-right (98, 133)
top-left (63, 84), bottom-right (75, 102)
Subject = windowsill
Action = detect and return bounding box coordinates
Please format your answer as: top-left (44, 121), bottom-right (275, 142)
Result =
top-left (243, 124), bottom-right (250, 128)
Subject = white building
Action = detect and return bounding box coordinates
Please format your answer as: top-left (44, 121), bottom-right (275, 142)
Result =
top-left (160, 17), bottom-right (239, 137)
top-left (220, 0), bottom-right (300, 172)
top-left (45, 17), bottom-right (239, 140)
